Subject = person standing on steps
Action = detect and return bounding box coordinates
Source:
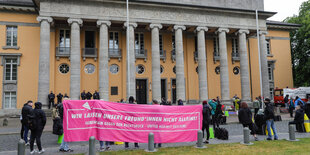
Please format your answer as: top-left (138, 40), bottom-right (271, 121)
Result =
top-left (47, 91), bottom-right (55, 109)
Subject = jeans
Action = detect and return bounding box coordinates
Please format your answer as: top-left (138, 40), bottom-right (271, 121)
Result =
top-left (266, 119), bottom-right (278, 139)
top-left (60, 137), bottom-right (69, 151)
top-left (99, 141), bottom-right (109, 148)
top-left (23, 125), bottom-right (29, 143)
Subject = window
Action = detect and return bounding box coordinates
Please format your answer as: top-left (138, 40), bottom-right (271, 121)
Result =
top-left (136, 64), bottom-right (145, 74)
top-left (172, 35), bottom-right (175, 50)
top-left (232, 38), bottom-right (239, 54)
top-left (110, 64), bottom-right (119, 74)
top-left (111, 87), bottom-right (118, 95)
top-left (135, 33), bottom-right (144, 50)
top-left (215, 66), bottom-right (220, 75)
top-left (5, 58), bottom-right (17, 81)
top-left (173, 66), bottom-right (176, 74)
top-left (268, 63), bottom-right (274, 81)
top-left (195, 37), bottom-right (198, 52)
top-left (3, 92), bottom-right (16, 109)
top-left (159, 34), bottom-right (163, 51)
top-left (213, 37), bottom-right (219, 54)
top-left (109, 32), bottom-right (119, 49)
top-left (6, 26), bottom-right (17, 47)
top-left (84, 64), bottom-right (95, 74)
top-left (160, 65), bottom-right (164, 74)
top-left (266, 39), bottom-right (271, 55)
top-left (233, 66), bottom-right (240, 75)
top-left (59, 30), bottom-right (70, 48)
top-left (270, 88), bottom-right (274, 101)
top-left (59, 63), bottom-right (70, 74)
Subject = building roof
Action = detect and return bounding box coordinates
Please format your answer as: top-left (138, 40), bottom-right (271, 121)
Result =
top-left (267, 20), bottom-right (301, 30)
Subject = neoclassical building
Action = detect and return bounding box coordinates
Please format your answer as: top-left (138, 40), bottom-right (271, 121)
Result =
top-left (0, 0), bottom-right (299, 114)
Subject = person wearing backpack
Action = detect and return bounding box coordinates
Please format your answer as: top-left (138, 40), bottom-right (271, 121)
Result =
top-left (30, 102), bottom-right (46, 154)
top-left (21, 100), bottom-right (33, 145)
top-left (209, 99), bottom-right (219, 129)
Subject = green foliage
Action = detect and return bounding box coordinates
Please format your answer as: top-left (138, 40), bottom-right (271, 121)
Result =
top-left (285, 0), bottom-right (310, 87)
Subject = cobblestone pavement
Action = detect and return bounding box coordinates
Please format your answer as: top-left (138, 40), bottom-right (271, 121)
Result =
top-left (1, 113), bottom-right (309, 155)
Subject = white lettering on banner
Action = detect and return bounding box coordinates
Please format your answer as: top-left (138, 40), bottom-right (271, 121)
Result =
top-left (103, 114), bottom-right (123, 120)
top-left (124, 116), bottom-right (145, 121)
top-left (163, 117), bottom-right (178, 122)
top-left (145, 117), bottom-right (162, 122)
top-left (178, 116), bottom-right (198, 122)
top-left (71, 114), bottom-right (82, 119)
top-left (84, 112), bottom-right (102, 118)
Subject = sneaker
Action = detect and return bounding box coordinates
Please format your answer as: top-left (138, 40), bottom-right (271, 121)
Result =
top-left (105, 147), bottom-right (110, 151)
top-left (30, 150), bottom-right (36, 154)
top-left (38, 149), bottom-right (45, 154)
top-left (203, 140), bottom-right (209, 144)
top-left (25, 142), bottom-right (30, 146)
top-left (99, 147), bottom-right (105, 152)
top-left (274, 138), bottom-right (278, 140)
top-left (266, 138), bottom-right (272, 141)
top-left (254, 137), bottom-right (259, 141)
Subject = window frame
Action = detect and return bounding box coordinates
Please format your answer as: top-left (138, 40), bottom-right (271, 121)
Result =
top-left (232, 38), bottom-right (239, 54)
top-left (268, 63), bottom-right (274, 82)
top-left (266, 39), bottom-right (271, 55)
top-left (59, 29), bottom-right (71, 48)
top-left (3, 91), bottom-right (17, 109)
top-left (4, 58), bottom-right (18, 81)
top-left (109, 31), bottom-right (119, 50)
top-left (135, 32), bottom-right (144, 50)
top-left (213, 37), bottom-right (219, 54)
top-left (6, 26), bottom-right (18, 47)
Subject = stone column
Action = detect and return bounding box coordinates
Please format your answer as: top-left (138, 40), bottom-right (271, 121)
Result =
top-left (150, 24), bottom-right (163, 102)
top-left (97, 20), bottom-right (111, 101)
top-left (259, 31), bottom-right (270, 99)
top-left (174, 25), bottom-right (186, 103)
top-left (68, 18), bottom-right (83, 100)
top-left (37, 16), bottom-right (53, 107)
top-left (217, 28), bottom-right (230, 105)
top-left (124, 22), bottom-right (138, 100)
top-left (238, 29), bottom-right (251, 103)
top-left (196, 26), bottom-right (209, 103)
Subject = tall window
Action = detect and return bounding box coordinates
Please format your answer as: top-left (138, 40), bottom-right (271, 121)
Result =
top-left (5, 58), bottom-right (17, 81)
top-left (172, 35), bottom-right (175, 50)
top-left (195, 37), bottom-right (198, 52)
top-left (135, 33), bottom-right (144, 50)
top-left (232, 38), bottom-right (239, 54)
top-left (268, 63), bottom-right (274, 82)
top-left (59, 30), bottom-right (70, 48)
top-left (6, 26), bottom-right (17, 46)
top-left (270, 88), bottom-right (274, 101)
top-left (266, 39), bottom-right (271, 55)
top-left (159, 34), bottom-right (163, 56)
top-left (109, 32), bottom-right (119, 49)
top-left (213, 37), bottom-right (219, 54)
top-left (4, 92), bottom-right (17, 109)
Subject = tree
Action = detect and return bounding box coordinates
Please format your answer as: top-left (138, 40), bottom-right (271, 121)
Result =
top-left (285, 0), bottom-right (310, 87)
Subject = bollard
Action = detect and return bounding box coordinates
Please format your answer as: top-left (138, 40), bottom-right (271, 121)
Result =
top-left (89, 136), bottom-right (96, 155)
top-left (287, 125), bottom-right (299, 141)
top-left (240, 127), bottom-right (253, 145)
top-left (145, 132), bottom-right (157, 152)
top-left (18, 139), bottom-right (25, 155)
top-left (195, 130), bottom-right (206, 149)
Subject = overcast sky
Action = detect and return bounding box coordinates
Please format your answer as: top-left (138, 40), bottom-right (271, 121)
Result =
top-left (264, 0), bottom-right (307, 21)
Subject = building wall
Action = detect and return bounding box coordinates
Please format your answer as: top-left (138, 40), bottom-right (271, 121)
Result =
top-left (0, 11), bottom-right (294, 109)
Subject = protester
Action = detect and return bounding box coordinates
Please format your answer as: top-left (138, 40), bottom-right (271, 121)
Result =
top-left (289, 96), bottom-right (295, 118)
top-left (209, 99), bottom-right (219, 129)
top-left (238, 102), bottom-right (259, 141)
top-left (295, 96), bottom-right (305, 109)
top-left (58, 102), bottom-right (74, 152)
top-left (30, 102), bottom-right (46, 154)
top-left (64, 93), bottom-right (69, 98)
top-left (93, 90), bottom-right (100, 100)
top-left (48, 91), bottom-right (55, 109)
top-left (20, 103), bottom-right (27, 139)
top-left (234, 97), bottom-right (241, 111)
top-left (124, 96), bottom-right (139, 149)
top-left (288, 104), bottom-right (304, 126)
top-left (57, 93), bottom-right (63, 104)
top-left (263, 98), bottom-right (278, 140)
top-left (166, 100), bottom-right (172, 106)
top-left (215, 99), bottom-right (225, 124)
top-left (160, 97), bottom-right (167, 105)
top-left (86, 91), bottom-right (93, 100)
top-left (21, 100), bottom-right (33, 145)
top-left (177, 99), bottom-right (184, 106)
top-left (202, 101), bottom-right (211, 143)
top-left (99, 141), bottom-right (110, 151)
top-left (284, 94), bottom-right (289, 109)
top-left (81, 90), bottom-right (86, 100)
top-left (253, 97), bottom-right (260, 117)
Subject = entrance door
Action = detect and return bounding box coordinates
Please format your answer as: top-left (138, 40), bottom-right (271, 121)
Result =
top-left (136, 79), bottom-right (147, 104)
top-left (171, 79), bottom-right (176, 104)
top-left (161, 79), bottom-right (166, 100)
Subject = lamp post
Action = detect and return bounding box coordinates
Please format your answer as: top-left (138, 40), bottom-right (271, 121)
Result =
top-left (126, 0), bottom-right (130, 101)
top-left (256, 10), bottom-right (264, 109)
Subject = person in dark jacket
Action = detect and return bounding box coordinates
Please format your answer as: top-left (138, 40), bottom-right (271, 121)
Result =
top-left (209, 99), bottom-right (219, 129)
top-left (238, 102), bottom-right (258, 141)
top-left (93, 90), bottom-right (100, 100)
top-left (86, 91), bottom-right (93, 100)
top-left (305, 97), bottom-right (310, 119)
top-left (177, 99), bottom-right (184, 105)
top-left (81, 90), bottom-right (86, 100)
top-left (125, 96), bottom-right (139, 149)
top-left (48, 91), bottom-right (55, 109)
top-left (57, 93), bottom-right (63, 104)
top-left (64, 93), bottom-right (69, 98)
top-left (289, 104), bottom-right (304, 126)
top-left (264, 98), bottom-right (278, 140)
top-left (284, 95), bottom-right (289, 108)
top-left (30, 102), bottom-right (46, 154)
top-left (160, 97), bottom-right (167, 105)
top-left (289, 97), bottom-right (295, 118)
top-left (57, 102), bottom-right (74, 152)
top-left (202, 101), bottom-right (211, 143)
top-left (21, 100), bottom-right (33, 145)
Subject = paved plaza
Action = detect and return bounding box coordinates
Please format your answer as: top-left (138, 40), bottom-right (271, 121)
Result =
top-left (1, 113), bottom-right (309, 155)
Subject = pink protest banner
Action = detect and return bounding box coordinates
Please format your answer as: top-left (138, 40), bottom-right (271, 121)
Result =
top-left (63, 100), bottom-right (202, 143)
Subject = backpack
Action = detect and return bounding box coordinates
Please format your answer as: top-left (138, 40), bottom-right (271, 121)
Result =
top-left (27, 112), bottom-right (37, 130)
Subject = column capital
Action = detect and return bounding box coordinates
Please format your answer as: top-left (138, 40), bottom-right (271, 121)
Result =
top-left (67, 18), bottom-right (83, 26)
top-left (150, 23), bottom-right (162, 30)
top-left (173, 25), bottom-right (186, 31)
top-left (37, 16), bottom-right (53, 23)
top-left (237, 29), bottom-right (249, 35)
top-left (97, 20), bottom-right (111, 27)
top-left (124, 22), bottom-right (137, 28)
top-left (196, 26), bottom-right (208, 32)
top-left (259, 31), bottom-right (268, 36)
top-left (216, 28), bottom-right (229, 34)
